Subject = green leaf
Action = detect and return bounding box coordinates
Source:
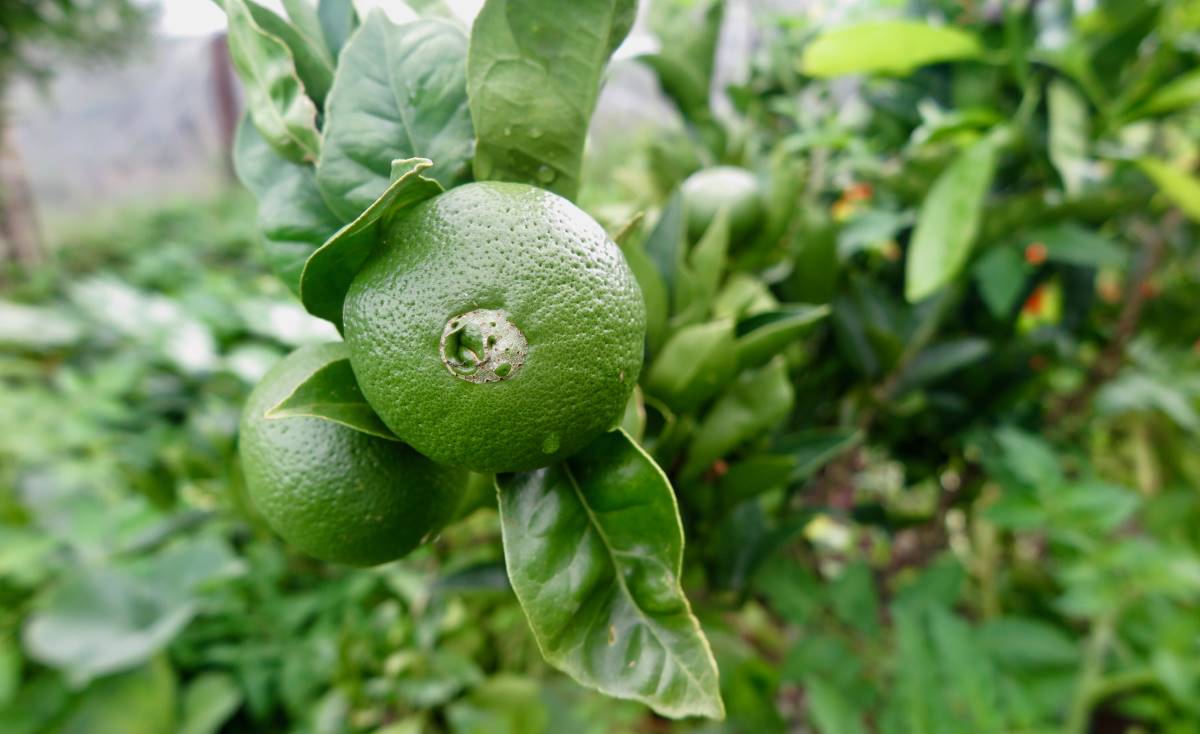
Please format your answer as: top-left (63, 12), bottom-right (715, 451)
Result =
top-left (317, 0), bottom-right (358, 56)
top-left (774, 428), bottom-right (861, 481)
top-left (734, 304), bottom-right (831, 371)
top-left (978, 617), bottom-right (1079, 670)
top-left (640, 0), bottom-right (723, 124)
top-left (1028, 222), bottom-right (1127, 268)
top-left (246, 0), bottom-right (335, 108)
top-left (23, 568), bottom-right (195, 686)
top-left (0, 636), bottom-right (19, 707)
top-left (178, 673), bottom-right (242, 734)
top-left (905, 137), bottom-right (998, 302)
top-left (1137, 157), bottom-right (1200, 222)
top-left (496, 430), bottom-right (725, 720)
top-left (467, 0), bottom-right (636, 200)
top-left (682, 358), bottom-right (794, 480)
top-left (301, 158), bottom-right (444, 327)
top-left (233, 116), bottom-right (342, 296)
top-left (316, 14), bottom-right (473, 219)
top-left (801, 21), bottom-right (983, 78)
top-left (805, 677), bottom-right (869, 734)
top-left (972, 246), bottom-right (1027, 318)
top-left (620, 386), bottom-right (647, 443)
top-left (644, 190), bottom-right (686, 296)
top-left (616, 220), bottom-right (669, 354)
top-left (266, 350), bottom-right (400, 441)
top-left (1137, 68), bottom-right (1200, 117)
top-left (222, 0), bottom-right (322, 163)
top-left (644, 319), bottom-right (737, 413)
top-left (1047, 79), bottom-right (1090, 196)
top-left (926, 607), bottom-right (1003, 731)
top-left (59, 658), bottom-right (176, 734)
top-left (672, 208), bottom-right (730, 328)
top-left (281, 0), bottom-right (329, 55)
top-left (895, 338), bottom-right (991, 393)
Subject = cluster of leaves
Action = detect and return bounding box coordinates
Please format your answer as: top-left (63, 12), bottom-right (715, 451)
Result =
top-left (1, 0), bottom-right (1199, 731)
top-left (592, 0), bottom-right (1200, 729)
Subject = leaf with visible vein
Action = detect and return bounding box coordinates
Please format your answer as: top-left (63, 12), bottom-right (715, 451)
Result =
top-left (222, 0), bottom-right (322, 163)
top-left (317, 13), bottom-right (473, 219)
top-left (467, 0), bottom-right (636, 200)
top-left (300, 158), bottom-right (444, 327)
top-left (497, 430), bottom-right (725, 720)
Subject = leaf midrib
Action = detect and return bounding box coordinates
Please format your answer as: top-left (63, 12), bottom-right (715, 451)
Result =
top-left (560, 461), bottom-right (709, 700)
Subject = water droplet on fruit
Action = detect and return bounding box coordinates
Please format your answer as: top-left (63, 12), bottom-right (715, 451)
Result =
top-left (439, 309), bottom-right (527, 384)
top-left (536, 165), bottom-right (556, 184)
top-left (529, 126), bottom-right (543, 139)
top-left (503, 126), bottom-right (513, 136)
top-left (542, 433), bottom-right (561, 454)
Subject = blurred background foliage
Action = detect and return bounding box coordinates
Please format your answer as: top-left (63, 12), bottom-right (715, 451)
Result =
top-left (2, 0), bottom-right (1200, 732)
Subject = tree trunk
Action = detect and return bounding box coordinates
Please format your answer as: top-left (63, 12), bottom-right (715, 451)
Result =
top-left (0, 102), bottom-right (44, 266)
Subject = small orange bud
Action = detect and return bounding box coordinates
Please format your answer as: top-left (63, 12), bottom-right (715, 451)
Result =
top-left (844, 182), bottom-right (873, 203)
top-left (1096, 276), bottom-right (1121, 304)
top-left (1022, 286), bottom-right (1046, 316)
top-left (712, 459), bottom-right (729, 478)
top-left (1024, 242), bottom-right (1048, 265)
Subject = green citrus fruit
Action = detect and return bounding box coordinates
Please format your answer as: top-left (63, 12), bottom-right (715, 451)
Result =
top-left (681, 166), bottom-right (763, 244)
top-left (344, 182), bottom-right (645, 473)
top-left (239, 343), bottom-right (466, 565)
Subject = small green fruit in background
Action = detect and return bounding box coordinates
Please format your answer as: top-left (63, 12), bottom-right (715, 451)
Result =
top-left (239, 343), bottom-right (467, 566)
top-left (344, 182), bottom-right (646, 473)
top-left (682, 166), bottom-right (764, 244)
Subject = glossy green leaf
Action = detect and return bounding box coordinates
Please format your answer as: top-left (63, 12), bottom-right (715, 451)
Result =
top-left (467, 0), bottom-right (637, 200)
top-left (972, 246), bottom-right (1027, 318)
top-left (267, 350), bottom-right (399, 441)
top-left (713, 272), bottom-right (778, 321)
top-left (1137, 157), bottom-right (1200, 222)
top-left (644, 190), bottom-right (686, 296)
top-left (672, 208), bottom-right (729, 328)
top-left (247, 0), bottom-right (335, 108)
top-left (774, 428), bottom-right (862, 482)
top-left (281, 0), bottom-right (329, 55)
top-left (233, 116), bottom-right (342, 296)
top-left (640, 0), bottom-right (723, 124)
top-left (1028, 222), bottom-right (1127, 268)
top-left (222, 0), bottom-right (322, 163)
top-left (317, 0), bottom-right (358, 57)
top-left (682, 358), bottom-right (794, 480)
top-left (1138, 68), bottom-right (1200, 117)
top-left (497, 430), bottom-right (724, 720)
top-left (614, 214), bottom-right (669, 353)
top-left (645, 319), bottom-right (737, 412)
top-left (1047, 79), bottom-right (1089, 196)
top-left (716, 454), bottom-right (796, 508)
top-left (178, 673), bottom-right (242, 734)
top-left (300, 158), bottom-right (443, 326)
top-left (905, 137), bottom-right (997, 302)
top-left (801, 21), bottom-right (982, 78)
top-left (316, 14), bottom-right (473, 219)
top-left (734, 304), bottom-right (830, 371)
